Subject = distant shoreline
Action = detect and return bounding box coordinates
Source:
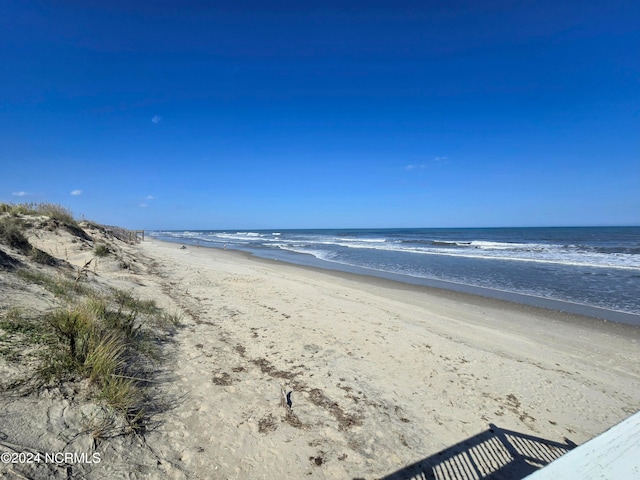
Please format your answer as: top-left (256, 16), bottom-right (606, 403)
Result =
top-left (150, 236), bottom-right (640, 329)
top-left (136, 236), bottom-right (640, 478)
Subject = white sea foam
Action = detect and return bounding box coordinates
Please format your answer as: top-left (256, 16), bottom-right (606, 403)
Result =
top-left (149, 228), bottom-right (640, 316)
top-left (151, 230), bottom-right (640, 270)
top-left (270, 238), bottom-right (640, 270)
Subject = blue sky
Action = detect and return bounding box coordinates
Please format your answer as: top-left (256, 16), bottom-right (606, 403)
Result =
top-left (1, 1), bottom-right (638, 229)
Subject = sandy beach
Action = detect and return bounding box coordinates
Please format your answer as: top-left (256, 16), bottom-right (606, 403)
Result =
top-left (2, 226), bottom-right (639, 479)
top-left (4, 2), bottom-right (639, 477)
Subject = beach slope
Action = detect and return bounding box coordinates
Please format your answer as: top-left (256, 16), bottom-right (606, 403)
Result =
top-left (139, 239), bottom-right (640, 479)
top-left (2, 224), bottom-right (638, 479)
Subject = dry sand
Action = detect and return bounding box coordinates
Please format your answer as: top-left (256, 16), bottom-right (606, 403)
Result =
top-left (2, 230), bottom-right (639, 479)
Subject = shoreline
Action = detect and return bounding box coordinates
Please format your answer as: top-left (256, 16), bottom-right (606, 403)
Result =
top-left (151, 236), bottom-right (640, 327)
top-left (14, 234), bottom-right (623, 479)
top-left (146, 238), bottom-right (640, 351)
top-left (3, 216), bottom-right (638, 478)
top-left (138, 236), bottom-right (640, 479)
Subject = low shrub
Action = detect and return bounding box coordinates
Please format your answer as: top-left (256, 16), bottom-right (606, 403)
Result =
top-left (94, 244), bottom-right (110, 257)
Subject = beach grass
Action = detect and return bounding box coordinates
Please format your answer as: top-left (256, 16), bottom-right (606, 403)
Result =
top-left (29, 247), bottom-right (57, 265)
top-left (21, 291), bottom-right (169, 429)
top-left (39, 291), bottom-right (170, 427)
top-left (0, 202), bottom-right (77, 225)
top-left (16, 268), bottom-right (91, 299)
top-left (0, 202), bottom-right (177, 432)
top-left (94, 243), bottom-right (110, 257)
top-left (0, 217), bottom-right (31, 252)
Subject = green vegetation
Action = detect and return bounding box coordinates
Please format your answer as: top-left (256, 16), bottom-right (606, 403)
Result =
top-left (94, 243), bottom-right (110, 257)
top-left (0, 216), bottom-right (56, 265)
top-left (0, 202), bottom-right (77, 226)
top-left (0, 203), bottom-right (35, 216)
top-left (0, 217), bottom-right (31, 252)
top-left (0, 201), bottom-right (173, 433)
top-left (0, 308), bottom-right (53, 346)
top-left (43, 291), bottom-right (173, 428)
top-left (159, 310), bottom-right (184, 329)
top-left (2, 287), bottom-right (174, 430)
top-left (0, 309), bottom-right (54, 364)
top-left (33, 202), bottom-right (77, 225)
top-left (16, 268), bottom-right (90, 299)
top-left (1, 201), bottom-right (92, 242)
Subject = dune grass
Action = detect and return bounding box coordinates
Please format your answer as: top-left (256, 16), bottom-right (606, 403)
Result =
top-left (0, 202), bottom-right (77, 226)
top-left (30, 247), bottom-right (57, 265)
top-left (94, 243), bottom-right (110, 257)
top-left (0, 201), bottom-right (175, 432)
top-left (16, 268), bottom-right (90, 299)
top-left (26, 291), bottom-right (170, 429)
top-left (0, 216), bottom-right (58, 265)
top-left (0, 217), bottom-right (31, 252)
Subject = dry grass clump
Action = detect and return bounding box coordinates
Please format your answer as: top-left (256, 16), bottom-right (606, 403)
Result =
top-left (16, 269), bottom-right (90, 300)
top-left (0, 217), bottom-right (31, 252)
top-left (1, 202), bottom-right (92, 243)
top-left (5, 272), bottom-right (171, 430)
top-left (0, 217), bottom-right (57, 265)
top-left (0, 203), bottom-right (36, 216)
top-left (34, 202), bottom-right (77, 225)
top-left (1, 201), bottom-right (175, 433)
top-left (0, 202), bottom-right (76, 225)
top-left (35, 291), bottom-right (170, 428)
top-left (94, 243), bottom-right (110, 257)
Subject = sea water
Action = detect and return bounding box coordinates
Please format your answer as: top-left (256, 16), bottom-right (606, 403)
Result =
top-left (150, 227), bottom-right (640, 325)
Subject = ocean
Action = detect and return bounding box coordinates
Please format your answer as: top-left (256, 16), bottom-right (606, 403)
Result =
top-left (149, 227), bottom-right (640, 326)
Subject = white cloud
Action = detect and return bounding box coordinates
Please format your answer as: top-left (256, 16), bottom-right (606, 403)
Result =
top-left (12, 191), bottom-right (28, 196)
top-left (139, 203), bottom-right (148, 208)
top-left (71, 190), bottom-right (82, 196)
top-left (151, 115), bottom-right (162, 124)
top-left (146, 195), bottom-right (155, 200)
top-left (406, 157), bottom-right (448, 171)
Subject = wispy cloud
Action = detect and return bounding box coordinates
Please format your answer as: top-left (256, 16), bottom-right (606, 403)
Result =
top-left (70, 190), bottom-right (82, 196)
top-left (151, 115), bottom-right (162, 124)
top-left (12, 191), bottom-right (29, 197)
top-left (405, 156), bottom-right (449, 171)
top-left (139, 203), bottom-right (148, 208)
top-left (146, 195), bottom-right (155, 200)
